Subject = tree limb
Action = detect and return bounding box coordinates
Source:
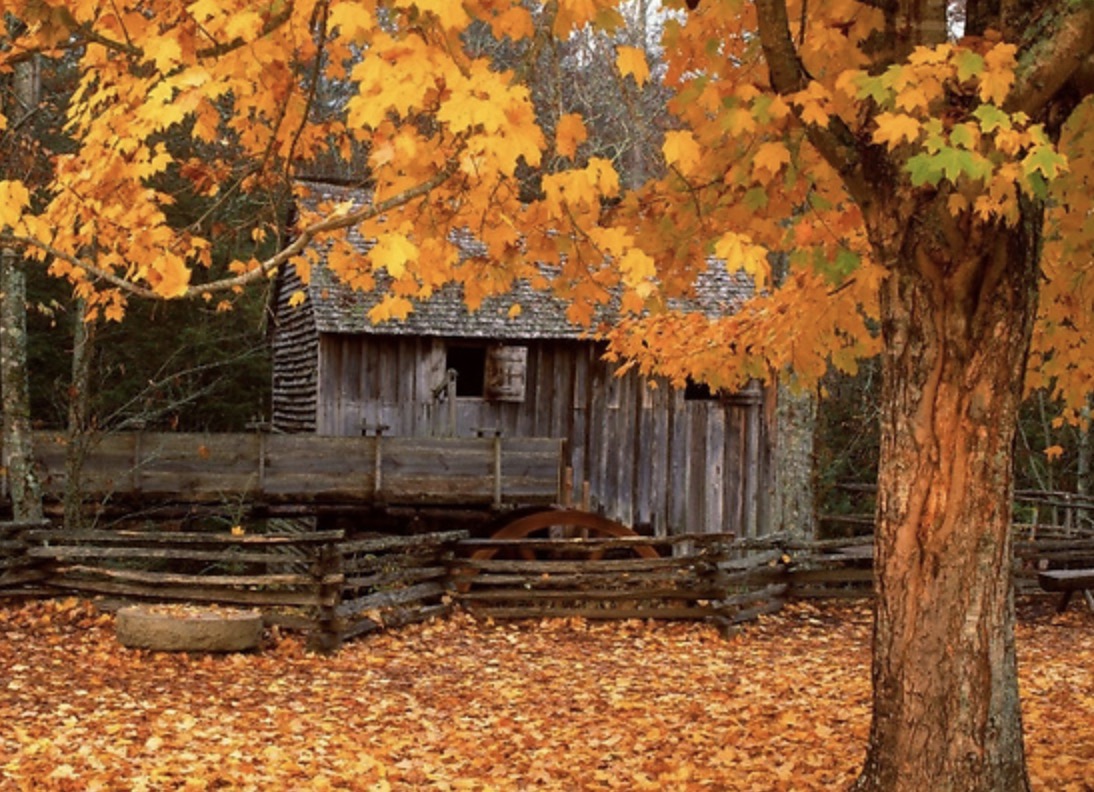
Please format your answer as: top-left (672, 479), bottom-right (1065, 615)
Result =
top-left (0, 157), bottom-right (461, 302)
top-left (1008, 0), bottom-right (1094, 117)
top-left (753, 0), bottom-right (872, 209)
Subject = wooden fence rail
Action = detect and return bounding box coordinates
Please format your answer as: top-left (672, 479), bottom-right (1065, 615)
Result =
top-left (6, 523), bottom-right (1091, 650)
top-left (16, 431), bottom-right (564, 509)
top-left (0, 520), bottom-right (51, 596)
top-left (450, 533), bottom-right (789, 630)
top-left (12, 524), bottom-right (469, 651)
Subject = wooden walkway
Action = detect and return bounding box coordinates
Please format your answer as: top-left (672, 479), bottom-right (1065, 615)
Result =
top-left (13, 431), bottom-right (564, 508)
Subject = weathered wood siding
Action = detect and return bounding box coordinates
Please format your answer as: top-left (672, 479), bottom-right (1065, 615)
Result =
top-left (315, 335), bottom-right (770, 536)
top-left (271, 263), bottom-right (319, 433)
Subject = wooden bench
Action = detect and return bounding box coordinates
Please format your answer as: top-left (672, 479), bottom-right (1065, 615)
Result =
top-left (1037, 569), bottom-right (1094, 613)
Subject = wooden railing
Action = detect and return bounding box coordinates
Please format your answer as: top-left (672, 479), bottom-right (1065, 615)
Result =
top-left (19, 431), bottom-right (564, 509)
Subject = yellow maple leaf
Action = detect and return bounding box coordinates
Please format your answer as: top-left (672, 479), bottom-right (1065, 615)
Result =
top-left (556, 113), bottom-right (588, 159)
top-left (153, 255), bottom-right (191, 298)
top-left (368, 294), bottom-right (414, 323)
top-left (751, 141), bottom-right (791, 181)
top-left (980, 43), bottom-right (1017, 105)
top-left (148, 35), bottom-right (182, 74)
top-left (663, 130), bottom-right (701, 176)
top-left (328, 1), bottom-right (374, 41)
top-left (947, 193), bottom-right (969, 216)
top-left (790, 81), bottom-right (832, 128)
top-left (618, 247), bottom-right (656, 293)
top-left (714, 232), bottom-right (770, 290)
top-left (369, 233), bottom-right (418, 279)
top-left (872, 112), bottom-right (921, 151)
top-left (979, 70), bottom-right (1015, 106)
top-left (400, 0), bottom-right (469, 30)
top-left (616, 46), bottom-right (650, 88)
top-left (288, 290), bottom-right (307, 308)
top-left (0, 180), bottom-right (30, 228)
top-left (723, 107), bottom-right (757, 136)
top-left (489, 5), bottom-right (534, 40)
top-left (224, 10), bottom-right (263, 41)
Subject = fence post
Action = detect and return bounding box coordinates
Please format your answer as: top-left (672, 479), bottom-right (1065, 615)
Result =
top-left (310, 541), bottom-right (344, 653)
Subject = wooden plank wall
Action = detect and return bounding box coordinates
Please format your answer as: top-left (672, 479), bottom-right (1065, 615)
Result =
top-left (316, 336), bottom-right (771, 536)
top-left (271, 263), bottom-right (320, 434)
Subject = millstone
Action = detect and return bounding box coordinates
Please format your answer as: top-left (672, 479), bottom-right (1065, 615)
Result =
top-left (115, 605), bottom-right (263, 652)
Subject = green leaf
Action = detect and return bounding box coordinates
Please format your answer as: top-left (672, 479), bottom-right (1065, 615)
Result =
top-left (1024, 171), bottom-right (1049, 200)
top-left (1023, 145), bottom-right (1067, 181)
top-left (972, 104), bottom-right (1011, 133)
top-left (907, 153), bottom-right (943, 187)
top-left (813, 247), bottom-right (859, 285)
top-left (855, 75), bottom-right (891, 106)
top-left (922, 118), bottom-right (946, 153)
top-left (751, 95), bottom-right (772, 123)
top-left (743, 187), bottom-right (768, 210)
top-left (935, 147), bottom-right (974, 182)
top-left (950, 124), bottom-right (976, 149)
top-left (954, 51), bottom-right (985, 82)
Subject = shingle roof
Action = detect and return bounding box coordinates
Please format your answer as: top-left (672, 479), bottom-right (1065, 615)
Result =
top-left (295, 180), bottom-right (753, 339)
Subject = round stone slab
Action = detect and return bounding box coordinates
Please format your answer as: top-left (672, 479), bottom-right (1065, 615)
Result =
top-left (116, 605), bottom-right (263, 652)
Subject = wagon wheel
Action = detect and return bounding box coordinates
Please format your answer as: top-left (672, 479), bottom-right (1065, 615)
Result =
top-left (473, 508), bottom-right (660, 562)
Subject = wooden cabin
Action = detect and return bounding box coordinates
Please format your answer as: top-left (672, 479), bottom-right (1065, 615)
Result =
top-left (270, 182), bottom-right (773, 537)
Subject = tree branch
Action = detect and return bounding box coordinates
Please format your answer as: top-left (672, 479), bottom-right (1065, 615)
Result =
top-left (0, 158), bottom-right (461, 302)
top-left (753, 0), bottom-right (872, 209)
top-left (1008, 0), bottom-right (1094, 117)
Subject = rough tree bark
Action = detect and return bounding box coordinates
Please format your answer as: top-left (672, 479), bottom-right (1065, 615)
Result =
top-left (63, 299), bottom-right (95, 530)
top-left (769, 379), bottom-right (818, 539)
top-left (0, 247), bottom-right (42, 521)
top-left (749, 0), bottom-right (1091, 786)
top-left (850, 198), bottom-right (1040, 792)
top-left (1, 53), bottom-right (43, 521)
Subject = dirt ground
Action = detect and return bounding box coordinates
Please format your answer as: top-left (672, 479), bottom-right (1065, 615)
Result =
top-left (0, 596), bottom-right (1090, 791)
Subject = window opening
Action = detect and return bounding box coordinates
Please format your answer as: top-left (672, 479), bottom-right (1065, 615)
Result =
top-left (684, 378), bottom-right (716, 401)
top-left (446, 345), bottom-right (487, 397)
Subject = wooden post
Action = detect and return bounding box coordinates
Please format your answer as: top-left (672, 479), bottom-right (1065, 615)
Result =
top-left (493, 434), bottom-right (502, 508)
top-left (446, 370), bottom-right (458, 436)
top-left (374, 432), bottom-right (383, 497)
top-left (311, 542), bottom-right (344, 654)
top-left (257, 432), bottom-right (267, 498)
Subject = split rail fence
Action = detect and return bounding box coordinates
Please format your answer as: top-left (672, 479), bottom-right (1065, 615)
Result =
top-left (449, 533), bottom-right (787, 629)
top-left (3, 521), bottom-right (1092, 651)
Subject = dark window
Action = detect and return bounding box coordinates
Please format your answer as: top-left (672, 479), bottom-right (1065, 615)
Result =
top-left (446, 345), bottom-right (487, 397)
top-left (684, 378), bottom-right (716, 401)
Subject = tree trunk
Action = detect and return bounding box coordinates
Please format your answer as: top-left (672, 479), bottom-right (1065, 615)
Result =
top-left (63, 299), bottom-right (95, 530)
top-left (769, 380), bottom-right (817, 539)
top-left (1, 54), bottom-right (44, 522)
top-left (853, 202), bottom-right (1040, 791)
top-left (1, 247), bottom-right (43, 521)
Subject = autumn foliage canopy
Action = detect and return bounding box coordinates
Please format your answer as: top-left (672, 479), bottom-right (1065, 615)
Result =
top-left (0, 0), bottom-right (1086, 404)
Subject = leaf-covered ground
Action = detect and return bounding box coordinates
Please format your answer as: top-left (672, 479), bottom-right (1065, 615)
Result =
top-left (0, 598), bottom-right (1091, 791)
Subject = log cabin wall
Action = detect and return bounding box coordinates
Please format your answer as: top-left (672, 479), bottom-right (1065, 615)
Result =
top-left (270, 262), bottom-right (319, 434)
top-left (273, 182), bottom-right (772, 537)
top-left (313, 333), bottom-right (770, 538)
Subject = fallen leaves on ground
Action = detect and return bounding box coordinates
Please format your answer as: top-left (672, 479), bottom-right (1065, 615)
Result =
top-left (0, 598), bottom-right (1090, 791)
